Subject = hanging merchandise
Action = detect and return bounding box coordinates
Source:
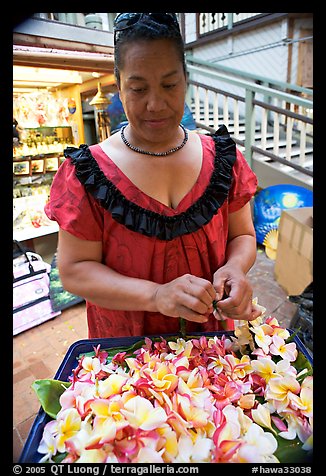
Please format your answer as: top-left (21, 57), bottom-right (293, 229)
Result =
top-left (13, 91), bottom-right (72, 129)
top-left (90, 82), bottom-right (111, 141)
top-left (68, 98), bottom-right (77, 115)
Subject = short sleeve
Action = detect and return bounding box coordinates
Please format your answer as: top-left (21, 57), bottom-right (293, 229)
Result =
top-left (44, 159), bottom-right (104, 240)
top-left (228, 148), bottom-right (258, 213)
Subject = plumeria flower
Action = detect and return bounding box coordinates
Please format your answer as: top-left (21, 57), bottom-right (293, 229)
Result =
top-left (34, 299), bottom-right (312, 464)
top-left (238, 393), bottom-right (256, 410)
top-left (251, 403), bottom-right (277, 434)
top-left (37, 421), bottom-right (58, 462)
top-left (143, 361), bottom-right (178, 394)
top-left (252, 297), bottom-right (267, 318)
top-left (78, 356), bottom-right (102, 381)
top-left (207, 356), bottom-right (224, 375)
top-left (236, 423), bottom-right (279, 463)
top-left (120, 395), bottom-right (168, 431)
top-left (174, 433), bottom-right (213, 463)
top-left (176, 393), bottom-right (211, 428)
top-left (250, 357), bottom-right (277, 382)
top-left (219, 354), bottom-right (253, 379)
top-left (269, 334), bottom-right (298, 362)
top-left (265, 375), bottom-right (301, 412)
top-left (98, 373), bottom-right (129, 399)
top-left (168, 338), bottom-right (193, 357)
top-left (215, 404), bottom-right (241, 443)
top-left (250, 326), bottom-right (273, 354)
top-left (233, 322), bottom-right (255, 352)
top-left (55, 408), bottom-right (82, 453)
top-left (133, 446), bottom-right (165, 463)
top-left (265, 316), bottom-right (290, 340)
top-left (289, 376), bottom-right (313, 417)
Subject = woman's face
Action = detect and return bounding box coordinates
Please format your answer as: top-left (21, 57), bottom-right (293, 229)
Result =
top-left (118, 38), bottom-right (187, 147)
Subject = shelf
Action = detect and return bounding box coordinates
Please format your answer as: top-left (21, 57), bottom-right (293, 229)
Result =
top-left (13, 222), bottom-right (59, 242)
top-left (13, 151), bottom-right (64, 161)
top-left (24, 126), bottom-right (72, 130)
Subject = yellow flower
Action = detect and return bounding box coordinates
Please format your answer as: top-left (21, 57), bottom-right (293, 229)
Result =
top-left (143, 362), bottom-right (178, 393)
top-left (76, 448), bottom-right (107, 463)
top-left (290, 376), bottom-right (313, 417)
top-left (168, 338), bottom-right (193, 357)
top-left (157, 426), bottom-right (178, 461)
top-left (250, 326), bottom-right (272, 354)
top-left (98, 373), bottom-right (128, 398)
top-left (176, 393), bottom-right (210, 428)
top-left (251, 403), bottom-right (276, 434)
top-left (79, 356), bottom-right (101, 381)
top-left (266, 376), bottom-right (301, 411)
top-left (56, 408), bottom-right (81, 452)
top-left (120, 395), bottom-right (167, 431)
top-left (250, 358), bottom-right (276, 382)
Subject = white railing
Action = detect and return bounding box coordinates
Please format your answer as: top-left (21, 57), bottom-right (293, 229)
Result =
top-left (187, 68), bottom-right (313, 182)
top-left (199, 13), bottom-right (262, 35)
top-left (233, 13), bottom-right (261, 24)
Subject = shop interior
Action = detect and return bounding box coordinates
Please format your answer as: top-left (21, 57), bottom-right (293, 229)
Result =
top-left (13, 64), bottom-right (117, 263)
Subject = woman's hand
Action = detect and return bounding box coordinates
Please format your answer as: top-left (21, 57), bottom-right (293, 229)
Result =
top-left (213, 264), bottom-right (262, 321)
top-left (153, 274), bottom-right (216, 323)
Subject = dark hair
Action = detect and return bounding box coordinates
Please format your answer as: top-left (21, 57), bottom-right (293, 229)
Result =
top-left (114, 17), bottom-right (186, 87)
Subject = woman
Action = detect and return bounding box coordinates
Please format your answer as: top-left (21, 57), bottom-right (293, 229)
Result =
top-left (45, 13), bottom-right (261, 338)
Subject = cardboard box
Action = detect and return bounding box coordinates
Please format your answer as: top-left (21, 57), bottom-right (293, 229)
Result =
top-left (274, 207), bottom-right (313, 296)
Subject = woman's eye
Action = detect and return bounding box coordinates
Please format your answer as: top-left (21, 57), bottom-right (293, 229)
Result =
top-left (164, 84), bottom-right (176, 89)
top-left (132, 88), bottom-right (146, 93)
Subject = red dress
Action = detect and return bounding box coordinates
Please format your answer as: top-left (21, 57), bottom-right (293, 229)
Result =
top-left (45, 126), bottom-right (257, 338)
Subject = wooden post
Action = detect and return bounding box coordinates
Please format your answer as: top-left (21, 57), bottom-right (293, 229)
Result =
top-left (244, 89), bottom-right (255, 167)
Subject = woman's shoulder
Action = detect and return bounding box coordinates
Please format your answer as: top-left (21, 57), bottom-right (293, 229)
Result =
top-left (195, 126), bottom-right (237, 169)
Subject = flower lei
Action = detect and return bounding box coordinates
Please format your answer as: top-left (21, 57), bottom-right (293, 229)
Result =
top-left (33, 299), bottom-right (313, 464)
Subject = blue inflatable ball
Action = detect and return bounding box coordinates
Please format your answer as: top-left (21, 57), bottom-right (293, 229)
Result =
top-left (181, 103), bottom-right (197, 130)
top-left (107, 93), bottom-right (127, 134)
top-left (253, 184), bottom-right (313, 244)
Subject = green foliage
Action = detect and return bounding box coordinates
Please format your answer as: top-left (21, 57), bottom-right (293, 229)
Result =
top-left (274, 435), bottom-right (312, 463)
top-left (31, 379), bottom-right (71, 418)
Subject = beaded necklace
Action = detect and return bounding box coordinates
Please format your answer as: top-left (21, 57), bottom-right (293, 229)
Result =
top-left (120, 124), bottom-right (188, 157)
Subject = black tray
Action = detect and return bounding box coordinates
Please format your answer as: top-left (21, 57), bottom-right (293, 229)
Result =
top-left (19, 330), bottom-right (313, 463)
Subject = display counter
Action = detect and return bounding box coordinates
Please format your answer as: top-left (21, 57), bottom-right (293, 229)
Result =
top-left (13, 192), bottom-right (58, 241)
top-left (13, 222), bottom-right (59, 242)
top-left (13, 126), bottom-right (73, 242)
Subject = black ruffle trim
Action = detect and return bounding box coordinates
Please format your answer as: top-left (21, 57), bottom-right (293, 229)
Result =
top-left (64, 125), bottom-right (236, 241)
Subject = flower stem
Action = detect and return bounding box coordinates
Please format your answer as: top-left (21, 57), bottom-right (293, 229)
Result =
top-left (212, 300), bottom-right (228, 330)
top-left (179, 317), bottom-right (186, 338)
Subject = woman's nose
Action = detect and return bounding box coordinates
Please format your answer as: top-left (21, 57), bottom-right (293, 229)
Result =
top-left (146, 92), bottom-right (166, 112)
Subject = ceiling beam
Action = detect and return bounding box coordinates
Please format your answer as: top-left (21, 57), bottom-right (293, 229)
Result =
top-left (13, 45), bottom-right (114, 74)
top-left (13, 17), bottom-right (114, 51)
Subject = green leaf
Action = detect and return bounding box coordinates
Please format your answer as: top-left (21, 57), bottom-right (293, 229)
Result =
top-left (80, 339), bottom-right (147, 363)
top-left (274, 435), bottom-right (312, 463)
top-left (285, 327), bottom-right (301, 343)
top-left (52, 452), bottom-right (68, 463)
top-left (31, 379), bottom-right (71, 418)
top-left (293, 351), bottom-right (313, 375)
top-left (80, 335), bottom-right (184, 364)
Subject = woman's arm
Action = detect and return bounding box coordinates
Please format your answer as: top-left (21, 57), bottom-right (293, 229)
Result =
top-left (213, 202), bottom-right (261, 321)
top-left (57, 229), bottom-right (215, 323)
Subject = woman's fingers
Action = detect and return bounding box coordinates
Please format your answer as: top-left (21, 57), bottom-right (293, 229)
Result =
top-left (215, 284), bottom-right (253, 321)
top-left (177, 305), bottom-right (209, 323)
top-left (154, 274), bottom-right (215, 322)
